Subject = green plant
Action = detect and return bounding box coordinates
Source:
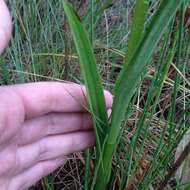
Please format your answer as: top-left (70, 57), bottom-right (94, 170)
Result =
top-left (63, 0), bottom-right (186, 189)
top-left (1, 0), bottom-right (190, 189)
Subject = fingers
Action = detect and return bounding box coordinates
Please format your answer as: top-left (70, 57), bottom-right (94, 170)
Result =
top-left (18, 112), bottom-right (93, 146)
top-left (8, 158), bottom-right (66, 190)
top-left (12, 131), bottom-right (95, 176)
top-left (4, 82), bottom-right (113, 119)
top-left (38, 131), bottom-right (95, 160)
top-left (0, 0), bottom-right (12, 54)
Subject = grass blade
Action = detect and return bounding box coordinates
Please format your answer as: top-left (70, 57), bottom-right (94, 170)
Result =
top-left (125, 0), bottom-right (149, 63)
top-left (167, 2), bottom-right (185, 140)
top-left (96, 0), bottom-right (183, 188)
top-left (62, 0), bottom-right (109, 146)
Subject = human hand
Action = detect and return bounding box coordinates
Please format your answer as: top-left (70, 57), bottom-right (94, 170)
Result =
top-left (0, 1), bottom-right (113, 190)
top-left (0, 82), bottom-right (112, 190)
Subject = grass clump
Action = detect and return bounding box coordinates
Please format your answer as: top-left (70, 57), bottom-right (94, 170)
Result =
top-left (63, 0), bottom-right (188, 189)
top-left (1, 0), bottom-right (190, 189)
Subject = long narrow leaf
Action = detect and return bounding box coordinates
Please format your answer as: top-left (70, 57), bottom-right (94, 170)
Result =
top-left (62, 0), bottom-right (109, 145)
top-left (96, 0), bottom-right (183, 188)
top-left (125, 0), bottom-right (149, 63)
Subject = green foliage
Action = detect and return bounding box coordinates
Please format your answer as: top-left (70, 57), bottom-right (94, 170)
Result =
top-left (63, 0), bottom-right (185, 189)
top-left (2, 0), bottom-right (190, 189)
top-left (42, 175), bottom-right (54, 190)
top-left (62, 1), bottom-right (109, 148)
top-left (124, 0), bottom-right (149, 63)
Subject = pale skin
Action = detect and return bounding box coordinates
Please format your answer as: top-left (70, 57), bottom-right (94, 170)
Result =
top-left (0, 1), bottom-right (113, 189)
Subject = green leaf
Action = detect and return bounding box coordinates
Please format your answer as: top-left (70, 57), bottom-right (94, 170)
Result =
top-left (62, 0), bottom-right (109, 146)
top-left (125, 0), bottom-right (149, 63)
top-left (111, 0), bottom-right (182, 153)
top-left (96, 0), bottom-right (183, 188)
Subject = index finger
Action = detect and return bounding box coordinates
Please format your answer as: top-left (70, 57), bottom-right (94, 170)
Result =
top-left (3, 82), bottom-right (113, 119)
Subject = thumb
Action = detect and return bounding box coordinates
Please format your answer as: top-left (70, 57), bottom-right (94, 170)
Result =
top-left (0, 0), bottom-right (12, 54)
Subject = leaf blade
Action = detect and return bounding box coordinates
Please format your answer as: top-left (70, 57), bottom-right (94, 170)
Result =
top-left (62, 0), bottom-right (109, 144)
top-left (125, 0), bottom-right (149, 63)
top-left (96, 0), bottom-right (183, 187)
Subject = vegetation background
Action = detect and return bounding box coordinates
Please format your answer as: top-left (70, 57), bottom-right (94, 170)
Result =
top-left (0, 0), bottom-right (190, 189)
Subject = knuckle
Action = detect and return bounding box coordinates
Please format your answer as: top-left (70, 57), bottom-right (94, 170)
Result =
top-left (47, 114), bottom-right (56, 134)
